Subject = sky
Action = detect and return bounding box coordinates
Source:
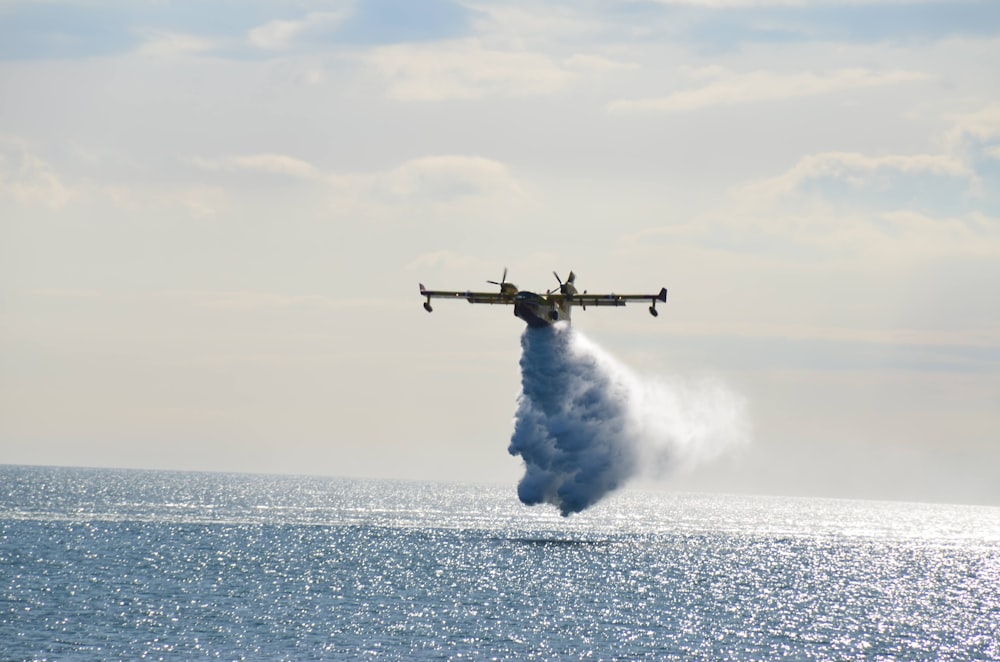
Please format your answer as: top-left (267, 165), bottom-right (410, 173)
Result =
top-left (1, 0), bottom-right (998, 506)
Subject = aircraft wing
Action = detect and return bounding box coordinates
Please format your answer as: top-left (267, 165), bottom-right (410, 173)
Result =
top-left (571, 288), bottom-right (668, 308)
top-left (419, 284), bottom-right (511, 305)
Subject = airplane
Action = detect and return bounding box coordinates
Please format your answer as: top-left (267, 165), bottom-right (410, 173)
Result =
top-left (419, 269), bottom-right (668, 328)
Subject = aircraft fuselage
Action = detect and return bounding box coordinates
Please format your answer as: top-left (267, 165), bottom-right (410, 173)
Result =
top-left (513, 291), bottom-right (570, 327)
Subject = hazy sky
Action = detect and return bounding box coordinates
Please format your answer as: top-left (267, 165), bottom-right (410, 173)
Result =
top-left (2, 0), bottom-right (998, 506)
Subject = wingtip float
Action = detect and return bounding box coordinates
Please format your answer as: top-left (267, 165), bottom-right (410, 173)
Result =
top-left (419, 269), bottom-right (668, 328)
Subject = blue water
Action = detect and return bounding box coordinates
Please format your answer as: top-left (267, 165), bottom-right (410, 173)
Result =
top-left (2, 466), bottom-right (999, 660)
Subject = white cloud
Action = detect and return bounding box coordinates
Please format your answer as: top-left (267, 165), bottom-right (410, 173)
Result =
top-left (180, 186), bottom-right (229, 219)
top-left (374, 155), bottom-right (522, 203)
top-left (138, 32), bottom-right (218, 58)
top-left (230, 154), bottom-right (320, 179)
top-left (608, 68), bottom-right (930, 113)
top-left (564, 53), bottom-right (639, 73)
top-left (187, 291), bottom-right (339, 310)
top-left (640, 0), bottom-right (940, 5)
top-left (739, 151), bottom-right (972, 201)
top-left (628, 206), bottom-right (1000, 265)
top-left (247, 9), bottom-right (353, 51)
top-left (407, 250), bottom-right (489, 272)
top-left (187, 152), bottom-right (525, 219)
top-left (248, 20), bottom-right (305, 50)
top-left (193, 153), bottom-right (321, 180)
top-left (470, 5), bottom-right (606, 44)
top-left (0, 141), bottom-right (71, 209)
top-left (364, 40), bottom-right (575, 100)
top-left (875, 210), bottom-right (1000, 255)
top-left (680, 64), bottom-right (731, 80)
top-left (945, 104), bottom-right (1000, 151)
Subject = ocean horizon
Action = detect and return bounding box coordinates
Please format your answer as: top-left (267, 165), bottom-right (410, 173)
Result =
top-left (3, 464), bottom-right (998, 660)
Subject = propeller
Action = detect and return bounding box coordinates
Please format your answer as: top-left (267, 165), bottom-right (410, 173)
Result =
top-left (547, 271), bottom-right (561, 295)
top-left (552, 271), bottom-right (576, 298)
top-left (487, 267), bottom-right (508, 289)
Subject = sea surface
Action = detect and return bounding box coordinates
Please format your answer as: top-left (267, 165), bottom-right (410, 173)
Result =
top-left (2, 465), bottom-right (999, 660)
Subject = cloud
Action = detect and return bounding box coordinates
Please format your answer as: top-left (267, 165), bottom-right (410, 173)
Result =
top-left (564, 53), bottom-right (639, 73)
top-left (0, 140), bottom-right (71, 209)
top-left (363, 39), bottom-right (575, 100)
top-left (248, 10), bottom-right (353, 51)
top-left (629, 205), bottom-right (1000, 269)
top-left (945, 104), bottom-right (1000, 152)
top-left (407, 250), bottom-right (488, 272)
top-left (193, 153), bottom-right (321, 180)
top-left (642, 0), bottom-right (803, 6)
top-left (876, 209), bottom-right (999, 253)
top-left (180, 186), bottom-right (229, 219)
top-left (374, 154), bottom-right (522, 203)
top-left (739, 151), bottom-right (972, 201)
top-left (608, 68), bottom-right (929, 113)
top-left (699, 149), bottom-right (992, 260)
top-left (470, 4), bottom-right (607, 43)
top-left (229, 154), bottom-right (320, 179)
top-left (639, 0), bottom-right (953, 6)
top-left (187, 291), bottom-right (339, 310)
top-left (188, 152), bottom-right (524, 219)
top-left (137, 32), bottom-right (218, 58)
top-left (27, 288), bottom-right (356, 313)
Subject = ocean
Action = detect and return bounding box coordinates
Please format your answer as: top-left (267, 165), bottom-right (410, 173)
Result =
top-left (2, 465), bottom-right (998, 660)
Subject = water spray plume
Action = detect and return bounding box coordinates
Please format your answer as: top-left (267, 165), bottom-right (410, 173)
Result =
top-left (508, 325), bottom-right (750, 516)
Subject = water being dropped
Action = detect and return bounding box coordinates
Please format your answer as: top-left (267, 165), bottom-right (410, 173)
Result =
top-left (509, 325), bottom-right (750, 515)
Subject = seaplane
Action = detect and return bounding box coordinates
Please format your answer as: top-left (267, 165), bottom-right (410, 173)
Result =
top-left (419, 269), bottom-right (668, 328)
